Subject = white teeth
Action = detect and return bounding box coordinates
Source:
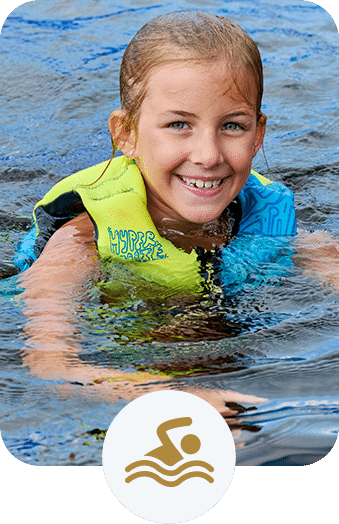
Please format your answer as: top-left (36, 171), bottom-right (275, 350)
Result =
top-left (181, 176), bottom-right (222, 189)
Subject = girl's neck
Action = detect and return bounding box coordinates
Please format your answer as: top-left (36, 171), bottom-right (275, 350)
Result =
top-left (154, 212), bottom-right (232, 253)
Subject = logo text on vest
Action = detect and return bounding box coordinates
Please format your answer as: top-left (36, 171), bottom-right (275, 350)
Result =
top-left (108, 228), bottom-right (168, 262)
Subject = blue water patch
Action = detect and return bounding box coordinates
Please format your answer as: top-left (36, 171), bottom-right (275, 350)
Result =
top-left (0, 0), bottom-right (338, 466)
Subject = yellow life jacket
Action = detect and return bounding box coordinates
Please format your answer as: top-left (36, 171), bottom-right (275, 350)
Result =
top-left (34, 155), bottom-right (205, 293)
top-left (14, 155), bottom-right (296, 296)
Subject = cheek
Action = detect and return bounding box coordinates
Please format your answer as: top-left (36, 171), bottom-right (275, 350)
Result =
top-left (135, 134), bottom-right (164, 165)
top-left (144, 129), bottom-right (188, 162)
top-left (227, 137), bottom-right (256, 166)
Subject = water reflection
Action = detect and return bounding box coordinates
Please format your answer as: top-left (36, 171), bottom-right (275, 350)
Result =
top-left (1, 0), bottom-right (339, 465)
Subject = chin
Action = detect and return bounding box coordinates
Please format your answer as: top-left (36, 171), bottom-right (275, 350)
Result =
top-left (183, 209), bottom-right (223, 224)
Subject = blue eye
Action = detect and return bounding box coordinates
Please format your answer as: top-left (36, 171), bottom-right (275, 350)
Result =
top-left (168, 121), bottom-right (188, 130)
top-left (223, 122), bottom-right (241, 131)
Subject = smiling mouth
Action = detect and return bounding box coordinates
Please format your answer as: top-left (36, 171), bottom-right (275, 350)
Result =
top-left (179, 176), bottom-right (223, 189)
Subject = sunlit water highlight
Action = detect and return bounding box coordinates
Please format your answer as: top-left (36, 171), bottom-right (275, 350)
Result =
top-left (0, 0), bottom-right (338, 465)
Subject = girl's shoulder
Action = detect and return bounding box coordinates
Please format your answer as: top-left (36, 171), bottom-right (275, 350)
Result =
top-left (237, 171), bottom-right (297, 236)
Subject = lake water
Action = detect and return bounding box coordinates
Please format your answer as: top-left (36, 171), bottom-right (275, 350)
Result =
top-left (0, 0), bottom-right (338, 466)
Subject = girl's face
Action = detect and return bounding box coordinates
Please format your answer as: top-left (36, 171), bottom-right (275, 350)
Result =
top-left (122, 60), bottom-right (266, 228)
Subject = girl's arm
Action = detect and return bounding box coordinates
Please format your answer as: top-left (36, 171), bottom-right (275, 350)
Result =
top-left (18, 212), bottom-right (266, 416)
top-left (294, 229), bottom-right (339, 290)
top-left (18, 213), bottom-right (169, 384)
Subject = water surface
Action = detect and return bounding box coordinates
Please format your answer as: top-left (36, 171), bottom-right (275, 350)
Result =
top-left (0, 0), bottom-right (338, 466)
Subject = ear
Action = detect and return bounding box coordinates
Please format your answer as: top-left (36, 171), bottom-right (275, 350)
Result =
top-left (108, 109), bottom-right (137, 157)
top-left (252, 112), bottom-right (267, 158)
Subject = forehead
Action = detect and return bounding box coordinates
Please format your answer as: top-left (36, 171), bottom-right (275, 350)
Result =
top-left (144, 60), bottom-right (257, 110)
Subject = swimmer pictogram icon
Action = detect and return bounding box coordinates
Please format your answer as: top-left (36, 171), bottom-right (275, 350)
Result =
top-left (125, 417), bottom-right (214, 487)
top-left (103, 391), bottom-right (236, 523)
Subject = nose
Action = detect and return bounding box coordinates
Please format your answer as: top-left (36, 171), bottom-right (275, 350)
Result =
top-left (189, 129), bottom-right (224, 168)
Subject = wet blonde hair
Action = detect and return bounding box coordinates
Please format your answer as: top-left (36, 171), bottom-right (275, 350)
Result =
top-left (120, 11), bottom-right (263, 131)
top-left (95, 10), bottom-right (263, 181)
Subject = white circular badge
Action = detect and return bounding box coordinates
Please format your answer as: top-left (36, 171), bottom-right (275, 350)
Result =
top-left (102, 390), bottom-right (236, 523)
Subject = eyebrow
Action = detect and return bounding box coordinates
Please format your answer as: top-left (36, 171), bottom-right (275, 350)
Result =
top-left (160, 109), bottom-right (254, 119)
top-left (223, 111), bottom-right (254, 118)
top-left (160, 110), bottom-right (197, 118)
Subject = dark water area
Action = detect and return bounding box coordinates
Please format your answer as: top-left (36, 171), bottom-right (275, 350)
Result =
top-left (0, 0), bottom-right (338, 466)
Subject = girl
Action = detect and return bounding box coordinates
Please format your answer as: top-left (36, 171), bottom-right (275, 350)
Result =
top-left (16, 11), bottom-right (303, 415)
top-left (15, 11), bottom-right (296, 277)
